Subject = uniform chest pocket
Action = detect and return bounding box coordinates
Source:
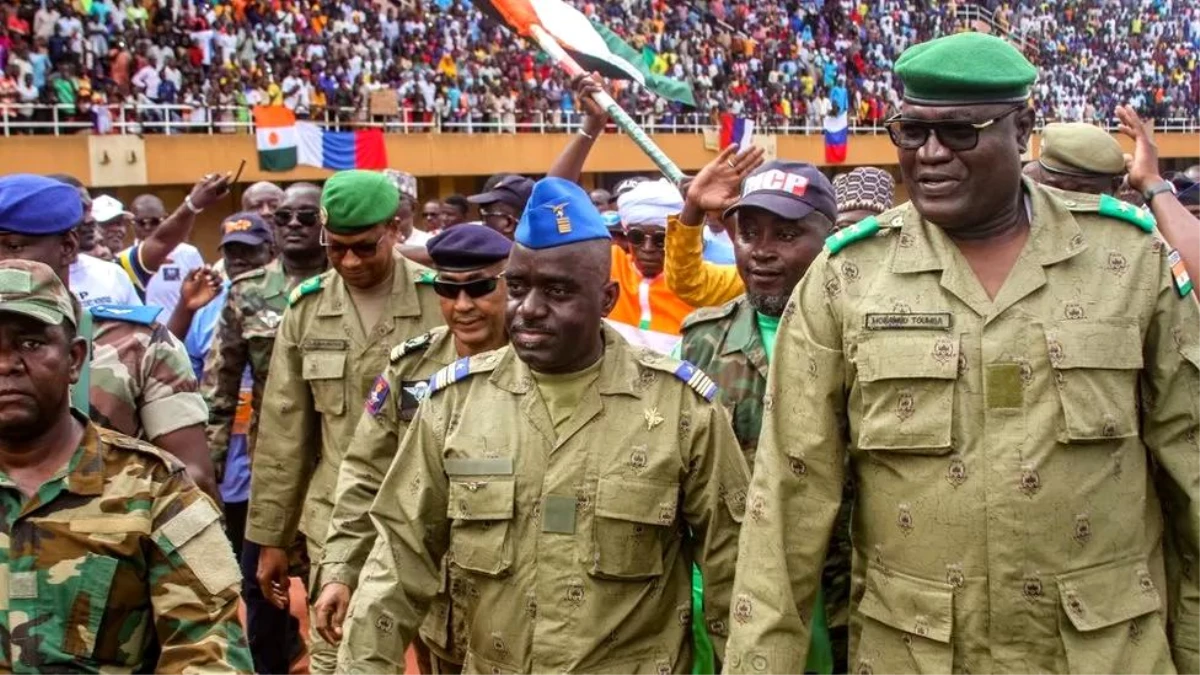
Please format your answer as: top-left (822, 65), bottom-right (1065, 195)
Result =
top-left (302, 351), bottom-right (346, 415)
top-left (855, 334), bottom-right (960, 454)
top-left (34, 553), bottom-right (123, 659)
top-left (590, 477), bottom-right (679, 580)
top-left (447, 478), bottom-right (515, 577)
top-left (1045, 320), bottom-right (1142, 443)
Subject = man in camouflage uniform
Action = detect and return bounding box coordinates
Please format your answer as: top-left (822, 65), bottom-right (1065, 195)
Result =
top-left (0, 259), bottom-right (251, 674)
top-left (677, 159), bottom-right (848, 673)
top-left (248, 170), bottom-right (444, 674)
top-left (201, 182), bottom-right (326, 675)
top-left (0, 174), bottom-right (219, 500)
top-left (314, 224), bottom-right (512, 673)
top-left (339, 178), bottom-right (749, 674)
top-left (726, 33), bottom-right (1199, 674)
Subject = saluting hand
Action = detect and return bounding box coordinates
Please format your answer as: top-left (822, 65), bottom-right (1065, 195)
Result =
top-left (1115, 105), bottom-right (1163, 193)
top-left (680, 144), bottom-right (766, 226)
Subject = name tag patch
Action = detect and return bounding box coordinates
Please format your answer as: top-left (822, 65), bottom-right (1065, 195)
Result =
top-left (865, 313), bottom-right (953, 331)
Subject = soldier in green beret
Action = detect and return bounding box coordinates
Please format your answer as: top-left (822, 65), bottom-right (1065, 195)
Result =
top-left (246, 170), bottom-right (444, 675)
top-left (726, 31), bottom-right (1199, 674)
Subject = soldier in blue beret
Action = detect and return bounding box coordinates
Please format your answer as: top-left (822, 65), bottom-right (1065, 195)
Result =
top-left (0, 173), bottom-right (221, 502)
top-left (247, 169), bottom-right (446, 675)
top-left (727, 31), bottom-right (1200, 675)
top-left (314, 223), bottom-right (512, 673)
top-left (339, 176), bottom-right (749, 674)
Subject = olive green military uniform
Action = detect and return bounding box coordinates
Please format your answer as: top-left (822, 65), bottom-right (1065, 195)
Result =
top-left (725, 183), bottom-right (1200, 674)
top-left (320, 326), bottom-right (463, 669)
top-left (680, 297), bottom-right (852, 671)
top-left (245, 255), bottom-right (442, 672)
top-left (202, 257), bottom-right (318, 471)
top-left (339, 327), bottom-right (751, 673)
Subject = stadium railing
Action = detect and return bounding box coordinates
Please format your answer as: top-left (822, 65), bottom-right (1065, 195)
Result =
top-left (1, 103), bottom-right (1196, 136)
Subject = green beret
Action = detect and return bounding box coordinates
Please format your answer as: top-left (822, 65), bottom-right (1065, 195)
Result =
top-left (1039, 122), bottom-right (1126, 176)
top-left (896, 32), bottom-right (1036, 105)
top-left (320, 170), bottom-right (399, 233)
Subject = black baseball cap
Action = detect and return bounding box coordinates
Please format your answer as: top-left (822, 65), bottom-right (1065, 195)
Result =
top-left (725, 161), bottom-right (838, 223)
top-left (220, 212), bottom-right (274, 247)
top-left (468, 174), bottom-right (534, 210)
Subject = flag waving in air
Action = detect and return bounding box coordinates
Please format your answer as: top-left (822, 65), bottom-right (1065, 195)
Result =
top-left (472, 0), bottom-right (695, 105)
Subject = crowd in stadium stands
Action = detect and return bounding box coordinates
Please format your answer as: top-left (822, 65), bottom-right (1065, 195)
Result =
top-left (0, 0), bottom-right (1194, 133)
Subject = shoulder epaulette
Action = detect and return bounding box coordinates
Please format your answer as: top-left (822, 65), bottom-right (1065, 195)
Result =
top-left (390, 331), bottom-right (435, 363)
top-left (89, 304), bottom-right (162, 325)
top-left (681, 298), bottom-right (739, 331)
top-left (670, 359), bottom-right (719, 402)
top-left (825, 215), bottom-right (881, 255)
top-left (427, 353), bottom-right (499, 394)
top-left (414, 268), bottom-right (437, 285)
top-left (288, 274), bottom-right (325, 306)
top-left (97, 426), bottom-right (185, 469)
top-left (1092, 194), bottom-right (1156, 233)
top-left (230, 266), bottom-right (267, 284)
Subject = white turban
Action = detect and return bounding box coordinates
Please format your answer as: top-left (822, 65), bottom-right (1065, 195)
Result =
top-left (617, 179), bottom-right (683, 228)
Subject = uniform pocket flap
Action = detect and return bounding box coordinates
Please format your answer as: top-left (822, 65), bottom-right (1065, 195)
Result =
top-left (857, 334), bottom-right (959, 382)
top-left (858, 563), bottom-right (955, 643)
top-left (447, 479), bottom-right (515, 521)
top-left (302, 351), bottom-right (346, 380)
top-left (1046, 320), bottom-right (1143, 370)
top-left (595, 477), bottom-right (679, 526)
top-left (1056, 558), bottom-right (1161, 632)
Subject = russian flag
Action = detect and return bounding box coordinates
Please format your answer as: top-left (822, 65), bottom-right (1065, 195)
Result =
top-left (823, 112), bottom-right (848, 164)
top-left (296, 122), bottom-right (389, 171)
top-left (719, 113), bottom-right (754, 150)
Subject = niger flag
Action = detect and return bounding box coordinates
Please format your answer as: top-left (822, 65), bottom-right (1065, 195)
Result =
top-left (254, 106), bottom-right (298, 172)
top-left (472, 0), bottom-right (695, 105)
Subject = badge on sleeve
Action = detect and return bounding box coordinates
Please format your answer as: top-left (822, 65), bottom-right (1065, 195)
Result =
top-left (365, 375), bottom-right (390, 416)
top-left (399, 381), bottom-right (430, 421)
top-left (1168, 249), bottom-right (1194, 297)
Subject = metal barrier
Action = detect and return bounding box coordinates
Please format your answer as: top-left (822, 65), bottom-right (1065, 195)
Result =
top-left (0, 103), bottom-right (1195, 137)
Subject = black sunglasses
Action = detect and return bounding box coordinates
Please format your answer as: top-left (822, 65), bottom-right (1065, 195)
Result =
top-left (135, 216), bottom-right (163, 228)
top-left (432, 276), bottom-right (500, 300)
top-left (627, 228), bottom-right (667, 249)
top-left (884, 106), bottom-right (1023, 152)
top-left (274, 208), bottom-right (321, 227)
top-left (480, 210), bottom-right (516, 224)
top-left (320, 229), bottom-right (385, 258)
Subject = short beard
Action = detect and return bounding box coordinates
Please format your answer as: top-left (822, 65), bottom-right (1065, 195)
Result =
top-left (747, 292), bottom-right (789, 317)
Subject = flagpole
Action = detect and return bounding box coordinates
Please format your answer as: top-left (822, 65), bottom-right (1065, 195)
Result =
top-left (529, 24), bottom-right (686, 186)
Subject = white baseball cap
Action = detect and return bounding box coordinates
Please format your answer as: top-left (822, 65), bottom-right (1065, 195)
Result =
top-left (91, 195), bottom-right (128, 224)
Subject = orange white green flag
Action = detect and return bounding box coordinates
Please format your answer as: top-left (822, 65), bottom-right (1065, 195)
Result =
top-left (254, 106), bottom-right (298, 172)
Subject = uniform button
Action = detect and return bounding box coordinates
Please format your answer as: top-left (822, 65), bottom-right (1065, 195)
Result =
top-left (751, 655), bottom-right (769, 672)
top-left (1064, 200), bottom-right (1078, 207)
top-left (1022, 576), bottom-right (1043, 599)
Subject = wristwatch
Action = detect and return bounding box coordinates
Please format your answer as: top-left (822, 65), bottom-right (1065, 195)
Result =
top-left (1142, 180), bottom-right (1175, 204)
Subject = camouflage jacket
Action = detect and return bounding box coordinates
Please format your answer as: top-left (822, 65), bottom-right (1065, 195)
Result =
top-left (680, 296), bottom-right (853, 636)
top-left (246, 257), bottom-right (443, 551)
top-left (88, 306), bottom-right (208, 442)
top-left (0, 419), bottom-right (252, 674)
top-left (201, 259), bottom-right (312, 471)
top-left (679, 297), bottom-right (769, 468)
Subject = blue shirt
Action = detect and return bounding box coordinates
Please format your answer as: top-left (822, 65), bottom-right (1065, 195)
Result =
top-left (184, 281), bottom-right (251, 503)
top-left (702, 227), bottom-right (736, 265)
top-left (30, 53), bottom-right (48, 89)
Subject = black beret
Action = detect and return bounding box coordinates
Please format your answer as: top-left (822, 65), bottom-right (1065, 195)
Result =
top-left (427, 223), bottom-right (513, 271)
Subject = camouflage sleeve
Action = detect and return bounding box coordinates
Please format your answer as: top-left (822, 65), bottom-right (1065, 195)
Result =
top-left (1141, 252), bottom-right (1200, 673)
top-left (139, 323), bottom-right (209, 441)
top-left (148, 470), bottom-right (253, 674)
top-left (680, 397), bottom-right (751, 662)
top-left (246, 304), bottom-right (318, 547)
top-left (201, 284), bottom-right (250, 473)
top-left (339, 398), bottom-right (449, 672)
top-left (319, 381), bottom-right (403, 590)
top-left (725, 252), bottom-right (847, 674)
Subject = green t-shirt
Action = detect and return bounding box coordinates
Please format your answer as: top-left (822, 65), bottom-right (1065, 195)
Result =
top-left (756, 312), bottom-right (781, 361)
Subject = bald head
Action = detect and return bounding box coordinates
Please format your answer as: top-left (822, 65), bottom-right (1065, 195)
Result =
top-left (243, 181), bottom-right (284, 219)
top-left (130, 194), bottom-right (165, 240)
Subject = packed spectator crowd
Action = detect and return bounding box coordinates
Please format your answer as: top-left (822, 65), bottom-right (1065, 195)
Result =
top-left (0, 0), bottom-right (1195, 133)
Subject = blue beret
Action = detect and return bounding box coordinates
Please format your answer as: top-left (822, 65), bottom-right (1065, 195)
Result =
top-left (0, 174), bottom-right (84, 236)
top-left (514, 178), bottom-right (611, 250)
top-left (427, 223), bottom-right (513, 271)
